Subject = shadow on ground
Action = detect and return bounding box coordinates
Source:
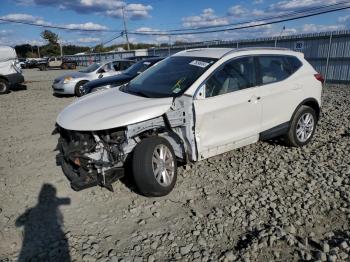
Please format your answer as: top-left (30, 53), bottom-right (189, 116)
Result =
top-left (15, 184), bottom-right (71, 262)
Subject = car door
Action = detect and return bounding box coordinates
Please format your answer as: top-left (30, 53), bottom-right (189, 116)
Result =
top-left (193, 56), bottom-right (262, 160)
top-left (257, 55), bottom-right (303, 132)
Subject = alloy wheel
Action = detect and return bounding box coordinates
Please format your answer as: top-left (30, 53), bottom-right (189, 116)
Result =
top-left (152, 144), bottom-right (175, 187)
top-left (296, 112), bottom-right (314, 142)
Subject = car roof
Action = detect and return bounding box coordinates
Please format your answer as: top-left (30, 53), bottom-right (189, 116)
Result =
top-left (174, 47), bottom-right (301, 59)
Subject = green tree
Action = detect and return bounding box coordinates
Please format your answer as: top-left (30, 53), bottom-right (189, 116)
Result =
top-left (40, 30), bottom-right (59, 45)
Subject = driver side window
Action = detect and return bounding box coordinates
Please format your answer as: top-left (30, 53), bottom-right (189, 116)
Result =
top-left (205, 57), bottom-right (256, 98)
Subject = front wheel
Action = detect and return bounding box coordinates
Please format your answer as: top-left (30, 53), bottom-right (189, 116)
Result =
top-left (74, 81), bottom-right (88, 97)
top-left (132, 137), bottom-right (177, 197)
top-left (0, 79), bottom-right (9, 94)
top-left (285, 105), bottom-right (317, 147)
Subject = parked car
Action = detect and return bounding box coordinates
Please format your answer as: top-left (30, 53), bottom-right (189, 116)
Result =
top-left (17, 58), bottom-right (27, 69)
top-left (0, 46), bottom-right (25, 94)
top-left (81, 57), bottom-right (163, 95)
top-left (127, 55), bottom-right (159, 62)
top-left (24, 58), bottom-right (45, 69)
top-left (55, 48), bottom-right (323, 195)
top-left (52, 59), bottom-right (135, 96)
top-left (38, 57), bottom-right (77, 71)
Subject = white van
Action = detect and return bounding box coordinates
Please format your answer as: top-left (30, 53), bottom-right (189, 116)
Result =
top-left (0, 46), bottom-right (24, 94)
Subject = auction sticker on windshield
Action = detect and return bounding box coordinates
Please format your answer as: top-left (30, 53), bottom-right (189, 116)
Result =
top-left (189, 60), bottom-right (210, 68)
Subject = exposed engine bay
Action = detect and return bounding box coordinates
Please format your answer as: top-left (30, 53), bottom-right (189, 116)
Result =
top-left (56, 96), bottom-right (196, 191)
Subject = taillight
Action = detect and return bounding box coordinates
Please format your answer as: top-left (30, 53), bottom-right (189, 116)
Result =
top-left (314, 73), bottom-right (324, 83)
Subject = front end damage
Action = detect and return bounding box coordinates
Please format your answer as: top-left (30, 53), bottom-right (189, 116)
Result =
top-left (55, 96), bottom-right (197, 191)
top-left (56, 127), bottom-right (128, 191)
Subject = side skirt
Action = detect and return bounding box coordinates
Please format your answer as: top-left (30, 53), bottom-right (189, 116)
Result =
top-left (259, 122), bottom-right (290, 140)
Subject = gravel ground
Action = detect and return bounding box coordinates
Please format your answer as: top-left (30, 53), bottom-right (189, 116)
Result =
top-left (0, 68), bottom-right (349, 262)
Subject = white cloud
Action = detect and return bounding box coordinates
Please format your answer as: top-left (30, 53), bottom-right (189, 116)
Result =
top-left (14, 0), bottom-right (153, 20)
top-left (302, 23), bottom-right (346, 33)
top-left (253, 0), bottom-right (264, 4)
top-left (269, 0), bottom-right (339, 12)
top-left (77, 37), bottom-right (101, 43)
top-left (0, 13), bottom-right (52, 27)
top-left (339, 15), bottom-right (350, 23)
top-left (64, 22), bottom-right (108, 30)
top-left (227, 5), bottom-right (248, 18)
top-left (182, 8), bottom-right (229, 28)
top-left (0, 13), bottom-right (109, 32)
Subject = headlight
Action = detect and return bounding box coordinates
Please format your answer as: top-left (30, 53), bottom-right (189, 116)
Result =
top-left (63, 76), bottom-right (73, 84)
top-left (91, 85), bottom-right (110, 93)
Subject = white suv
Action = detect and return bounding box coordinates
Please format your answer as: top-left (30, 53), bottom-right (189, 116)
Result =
top-left (55, 48), bottom-right (323, 196)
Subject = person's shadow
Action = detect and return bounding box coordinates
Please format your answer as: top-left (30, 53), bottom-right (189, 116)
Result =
top-left (15, 184), bottom-right (71, 262)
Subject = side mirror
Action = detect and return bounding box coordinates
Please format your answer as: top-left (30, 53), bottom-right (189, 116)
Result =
top-left (97, 68), bottom-right (105, 74)
top-left (195, 84), bottom-right (206, 100)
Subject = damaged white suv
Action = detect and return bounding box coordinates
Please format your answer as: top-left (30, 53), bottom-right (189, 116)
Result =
top-left (55, 48), bottom-right (323, 196)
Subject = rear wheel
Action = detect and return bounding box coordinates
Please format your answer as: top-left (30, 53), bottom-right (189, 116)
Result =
top-left (132, 137), bottom-right (177, 197)
top-left (0, 79), bottom-right (9, 94)
top-left (74, 81), bottom-right (88, 97)
top-left (285, 105), bottom-right (317, 147)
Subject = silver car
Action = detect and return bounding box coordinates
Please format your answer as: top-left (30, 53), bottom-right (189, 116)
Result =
top-left (52, 59), bottom-right (134, 96)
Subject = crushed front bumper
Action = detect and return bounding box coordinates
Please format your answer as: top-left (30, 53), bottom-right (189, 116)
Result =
top-left (57, 153), bottom-right (124, 191)
top-left (56, 130), bottom-right (125, 191)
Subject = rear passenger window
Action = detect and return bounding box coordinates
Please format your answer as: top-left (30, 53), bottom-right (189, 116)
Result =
top-left (258, 56), bottom-right (293, 85)
top-left (287, 56), bottom-right (302, 74)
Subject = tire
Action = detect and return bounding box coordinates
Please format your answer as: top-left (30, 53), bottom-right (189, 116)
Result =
top-left (285, 105), bottom-right (317, 147)
top-left (62, 63), bottom-right (68, 70)
top-left (0, 79), bottom-right (9, 94)
top-left (74, 81), bottom-right (88, 97)
top-left (71, 64), bottom-right (77, 70)
top-left (132, 137), bottom-right (177, 197)
top-left (39, 65), bottom-right (47, 71)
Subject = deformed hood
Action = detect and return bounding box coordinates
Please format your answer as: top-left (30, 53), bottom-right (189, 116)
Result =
top-left (57, 88), bottom-right (173, 131)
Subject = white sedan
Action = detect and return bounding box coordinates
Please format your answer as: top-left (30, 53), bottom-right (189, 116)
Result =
top-left (52, 59), bottom-right (134, 96)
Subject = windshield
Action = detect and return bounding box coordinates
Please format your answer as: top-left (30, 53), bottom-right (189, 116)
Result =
top-left (123, 56), bottom-right (217, 98)
top-left (79, 63), bottom-right (100, 73)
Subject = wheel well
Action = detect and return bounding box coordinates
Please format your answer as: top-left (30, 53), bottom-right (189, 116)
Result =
top-left (302, 99), bottom-right (320, 120)
top-left (0, 75), bottom-right (8, 83)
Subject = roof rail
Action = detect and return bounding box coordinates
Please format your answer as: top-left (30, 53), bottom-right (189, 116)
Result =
top-left (221, 47), bottom-right (292, 58)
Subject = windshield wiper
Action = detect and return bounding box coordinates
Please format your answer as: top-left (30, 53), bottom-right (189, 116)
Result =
top-left (129, 90), bottom-right (150, 98)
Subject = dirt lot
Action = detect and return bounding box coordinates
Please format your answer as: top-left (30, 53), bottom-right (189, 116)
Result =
top-left (0, 69), bottom-right (349, 262)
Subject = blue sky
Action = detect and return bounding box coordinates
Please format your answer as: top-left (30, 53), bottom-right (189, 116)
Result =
top-left (0, 0), bottom-right (350, 47)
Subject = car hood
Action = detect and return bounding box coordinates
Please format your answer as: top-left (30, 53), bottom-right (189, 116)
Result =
top-left (57, 88), bottom-right (173, 131)
top-left (55, 71), bottom-right (90, 81)
top-left (84, 74), bottom-right (133, 90)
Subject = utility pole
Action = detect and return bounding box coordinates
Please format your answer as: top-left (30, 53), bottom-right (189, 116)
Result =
top-left (37, 46), bottom-right (40, 58)
top-left (122, 6), bottom-right (130, 51)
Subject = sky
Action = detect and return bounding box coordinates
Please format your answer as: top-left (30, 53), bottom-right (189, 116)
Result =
top-left (0, 0), bottom-right (350, 47)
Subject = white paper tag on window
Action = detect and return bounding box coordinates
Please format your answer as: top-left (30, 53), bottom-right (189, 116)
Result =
top-left (143, 62), bottom-right (151, 65)
top-left (189, 60), bottom-right (210, 68)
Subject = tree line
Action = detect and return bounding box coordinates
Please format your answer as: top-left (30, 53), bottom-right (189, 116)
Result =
top-left (14, 29), bottom-right (180, 58)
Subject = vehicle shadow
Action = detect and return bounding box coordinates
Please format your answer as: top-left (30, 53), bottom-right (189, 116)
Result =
top-left (53, 93), bottom-right (75, 98)
top-left (10, 84), bottom-right (27, 92)
top-left (15, 184), bottom-right (71, 262)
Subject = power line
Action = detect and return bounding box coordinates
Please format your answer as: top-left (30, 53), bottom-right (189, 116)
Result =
top-left (162, 1), bottom-right (350, 32)
top-left (128, 4), bottom-right (350, 36)
top-left (131, 1), bottom-right (350, 34)
top-left (101, 32), bottom-right (124, 45)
